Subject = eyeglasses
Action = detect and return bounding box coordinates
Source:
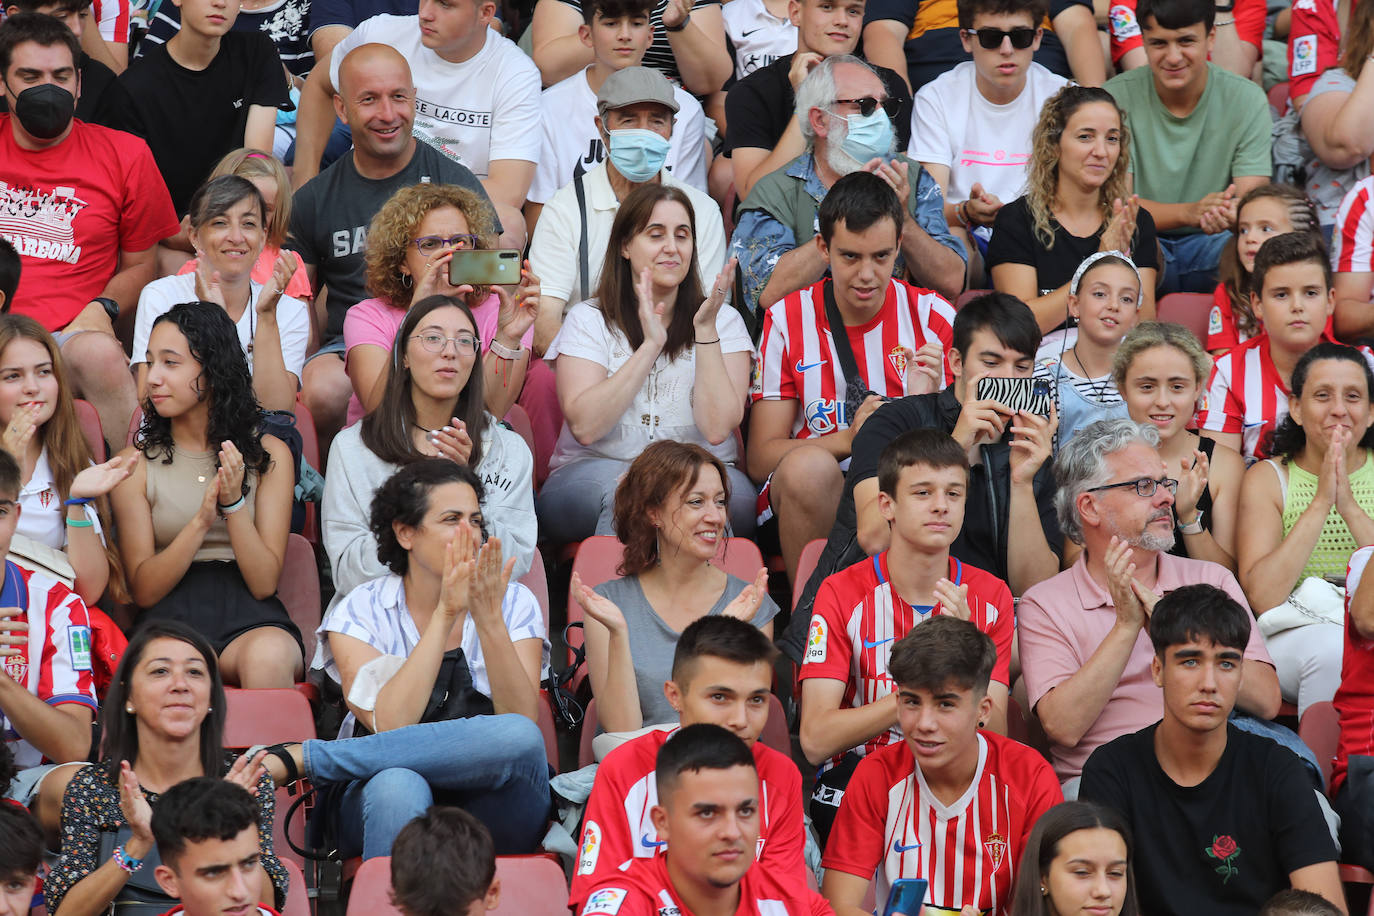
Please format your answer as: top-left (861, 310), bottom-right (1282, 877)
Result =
top-left (411, 233), bottom-right (479, 256)
top-left (1085, 476), bottom-right (1179, 498)
top-left (830, 96), bottom-right (902, 119)
top-left (410, 333), bottom-right (480, 354)
top-left (963, 26), bottom-right (1038, 49)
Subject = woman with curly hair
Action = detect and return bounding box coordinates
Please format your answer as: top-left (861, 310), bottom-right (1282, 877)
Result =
top-left (110, 302), bottom-right (302, 689)
top-left (344, 183), bottom-right (553, 460)
top-left (323, 295), bottom-right (537, 604)
top-left (987, 85), bottom-right (1160, 335)
top-left (0, 315), bottom-right (132, 605)
top-left (569, 439), bottom-right (774, 732)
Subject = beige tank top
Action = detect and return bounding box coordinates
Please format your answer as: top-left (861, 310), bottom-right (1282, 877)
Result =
top-left (146, 445), bottom-right (258, 563)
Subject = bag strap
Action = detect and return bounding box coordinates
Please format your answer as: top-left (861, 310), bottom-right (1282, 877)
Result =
top-left (821, 280), bottom-right (863, 386)
top-left (575, 173), bottom-right (590, 305)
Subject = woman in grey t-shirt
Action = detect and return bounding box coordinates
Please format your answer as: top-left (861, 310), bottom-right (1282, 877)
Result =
top-left (571, 440), bottom-right (778, 730)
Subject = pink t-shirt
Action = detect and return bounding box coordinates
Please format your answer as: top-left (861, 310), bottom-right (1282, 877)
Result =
top-left (341, 293), bottom-right (534, 426)
top-left (1018, 551), bottom-right (1274, 782)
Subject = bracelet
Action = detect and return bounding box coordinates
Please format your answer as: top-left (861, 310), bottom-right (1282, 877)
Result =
top-left (694, 336), bottom-right (721, 345)
top-left (1215, 16), bottom-right (1234, 25)
top-left (113, 844), bottom-right (143, 873)
top-left (664, 13), bottom-right (690, 31)
top-left (217, 495), bottom-right (247, 516)
top-left (1178, 509), bottom-right (1205, 535)
top-left (66, 518), bottom-right (95, 528)
top-left (63, 497), bottom-right (93, 506)
top-left (488, 338), bottom-right (525, 360)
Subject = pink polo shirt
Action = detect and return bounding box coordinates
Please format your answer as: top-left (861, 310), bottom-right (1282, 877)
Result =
top-left (1018, 551), bottom-right (1274, 782)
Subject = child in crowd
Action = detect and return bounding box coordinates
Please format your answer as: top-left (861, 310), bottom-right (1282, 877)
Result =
top-left (389, 808), bottom-right (502, 916)
top-left (799, 428), bottom-right (1014, 843)
top-left (1033, 251), bottom-right (1141, 448)
top-left (1260, 890), bottom-right (1346, 916)
top-left (176, 150), bottom-right (312, 302)
top-left (1008, 801), bottom-right (1140, 916)
top-left (1209, 185), bottom-right (1320, 356)
top-left (1200, 231), bottom-right (1372, 461)
top-left (0, 802), bottom-right (43, 916)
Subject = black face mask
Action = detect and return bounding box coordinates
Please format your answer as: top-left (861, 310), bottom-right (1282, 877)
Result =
top-left (9, 82), bottom-right (75, 140)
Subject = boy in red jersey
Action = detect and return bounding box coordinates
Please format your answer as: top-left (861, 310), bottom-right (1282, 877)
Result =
top-left (570, 616), bottom-right (805, 911)
top-left (579, 724), bottom-right (833, 916)
top-left (822, 616), bottom-right (1061, 916)
top-left (799, 428), bottom-right (1014, 841)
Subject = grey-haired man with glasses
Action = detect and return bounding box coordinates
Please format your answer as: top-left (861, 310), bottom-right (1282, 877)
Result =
top-left (1017, 416), bottom-right (1279, 796)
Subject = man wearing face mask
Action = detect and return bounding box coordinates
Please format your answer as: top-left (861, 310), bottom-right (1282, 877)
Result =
top-left (527, 65), bottom-right (727, 357)
top-left (0, 12), bottom-right (179, 447)
top-left (732, 54), bottom-right (965, 318)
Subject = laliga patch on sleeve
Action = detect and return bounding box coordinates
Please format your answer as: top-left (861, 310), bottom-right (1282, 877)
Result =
top-left (578, 820), bottom-right (603, 875)
top-left (1109, 4), bottom-right (1140, 40)
top-left (1292, 34), bottom-right (1318, 75)
top-left (583, 888), bottom-right (628, 916)
top-left (1208, 306), bottom-right (1224, 336)
top-left (67, 626), bottom-right (92, 672)
top-left (805, 617), bottom-right (827, 664)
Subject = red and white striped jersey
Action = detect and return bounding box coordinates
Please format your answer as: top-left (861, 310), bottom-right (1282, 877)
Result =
top-left (752, 278), bottom-right (955, 439)
top-left (1334, 175), bottom-right (1374, 274)
top-left (0, 561), bottom-right (97, 769)
top-left (799, 553), bottom-right (1014, 772)
top-left (823, 733), bottom-right (1062, 916)
top-left (570, 729), bottom-right (806, 910)
top-left (1198, 333), bottom-right (1374, 460)
top-left (91, 0), bottom-right (131, 44)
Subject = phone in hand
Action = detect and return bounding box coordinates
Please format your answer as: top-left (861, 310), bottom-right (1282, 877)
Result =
top-left (882, 878), bottom-right (929, 916)
top-left (975, 376), bottom-right (1053, 417)
top-left (447, 249), bottom-right (522, 287)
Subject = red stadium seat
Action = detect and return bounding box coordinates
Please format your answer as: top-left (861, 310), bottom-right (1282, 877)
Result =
top-left (345, 855), bottom-right (572, 916)
top-left (293, 399), bottom-right (321, 541)
top-left (520, 546), bottom-right (550, 634)
top-left (73, 399), bottom-right (107, 462)
top-left (222, 687), bottom-right (316, 749)
top-left (281, 858), bottom-right (310, 916)
top-left (1155, 293), bottom-right (1213, 343)
top-left (1268, 81), bottom-right (1290, 115)
top-left (1300, 700), bottom-right (1339, 792)
top-left (503, 405), bottom-right (538, 485)
top-left (792, 539), bottom-right (826, 612)
top-left (955, 289), bottom-right (992, 311)
top-left (279, 533), bottom-right (322, 665)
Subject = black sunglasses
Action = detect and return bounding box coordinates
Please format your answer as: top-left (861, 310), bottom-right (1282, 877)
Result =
top-left (831, 96), bottom-right (902, 119)
top-left (963, 26), bottom-right (1038, 49)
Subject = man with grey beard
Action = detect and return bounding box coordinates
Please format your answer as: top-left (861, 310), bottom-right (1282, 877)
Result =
top-left (1017, 417), bottom-right (1280, 797)
top-left (730, 54), bottom-right (965, 316)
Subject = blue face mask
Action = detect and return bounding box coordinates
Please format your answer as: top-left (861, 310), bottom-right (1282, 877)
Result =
top-left (606, 128), bottom-right (672, 182)
top-left (837, 109), bottom-right (894, 164)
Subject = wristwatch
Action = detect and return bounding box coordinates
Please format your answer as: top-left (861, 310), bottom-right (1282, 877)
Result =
top-left (93, 297), bottom-right (119, 321)
top-left (1214, 2), bottom-right (1234, 10)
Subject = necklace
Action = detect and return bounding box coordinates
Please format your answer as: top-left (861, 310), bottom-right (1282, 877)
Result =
top-left (1071, 342), bottom-right (1112, 402)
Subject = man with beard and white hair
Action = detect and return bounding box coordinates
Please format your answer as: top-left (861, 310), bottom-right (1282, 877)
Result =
top-left (1017, 417), bottom-right (1280, 796)
top-left (731, 53), bottom-right (965, 316)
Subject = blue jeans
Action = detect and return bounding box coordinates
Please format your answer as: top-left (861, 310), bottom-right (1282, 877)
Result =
top-left (1159, 231), bottom-right (1232, 295)
top-left (302, 714), bottom-right (551, 859)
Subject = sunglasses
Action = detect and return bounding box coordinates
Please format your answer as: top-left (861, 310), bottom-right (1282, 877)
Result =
top-left (831, 96), bottom-right (902, 119)
top-left (963, 26), bottom-right (1038, 49)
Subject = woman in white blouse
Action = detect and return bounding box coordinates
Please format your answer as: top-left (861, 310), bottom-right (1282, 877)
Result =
top-left (539, 183), bottom-right (755, 540)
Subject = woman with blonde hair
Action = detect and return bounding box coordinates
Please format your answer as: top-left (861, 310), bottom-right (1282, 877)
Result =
top-left (0, 315), bottom-right (132, 605)
top-left (988, 85), bottom-right (1159, 335)
top-left (176, 149), bottom-right (312, 302)
top-left (343, 183), bottom-right (545, 434)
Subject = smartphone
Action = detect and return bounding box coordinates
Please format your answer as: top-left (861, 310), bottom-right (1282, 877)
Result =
top-left (976, 376), bottom-right (1053, 417)
top-left (882, 878), bottom-right (929, 916)
top-left (447, 249), bottom-right (522, 287)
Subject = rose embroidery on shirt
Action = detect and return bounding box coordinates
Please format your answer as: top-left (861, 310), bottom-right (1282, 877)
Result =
top-left (1206, 834), bottom-right (1241, 882)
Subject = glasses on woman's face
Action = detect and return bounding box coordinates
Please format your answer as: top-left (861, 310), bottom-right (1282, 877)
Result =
top-left (1085, 476), bottom-right (1179, 498)
top-left (410, 332), bottom-right (480, 355)
top-left (962, 26), bottom-right (1037, 49)
top-left (830, 96), bottom-right (902, 119)
top-left (411, 233), bottom-right (479, 256)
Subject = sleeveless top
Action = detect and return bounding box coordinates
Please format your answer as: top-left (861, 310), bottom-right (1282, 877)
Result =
top-left (146, 445), bottom-right (259, 564)
top-left (1168, 436), bottom-right (1217, 559)
top-left (1268, 451), bottom-right (1374, 582)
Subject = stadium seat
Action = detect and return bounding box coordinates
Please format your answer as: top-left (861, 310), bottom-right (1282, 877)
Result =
top-left (503, 405), bottom-right (538, 486)
top-left (73, 399), bottom-right (107, 462)
top-left (538, 689), bottom-right (560, 770)
top-left (1268, 81), bottom-right (1290, 115)
top-left (282, 859), bottom-right (310, 916)
top-left (222, 687), bottom-right (316, 749)
top-left (759, 694), bottom-right (790, 758)
top-left (126, 406), bottom-right (143, 448)
top-left (279, 533), bottom-right (322, 665)
top-left (1300, 700), bottom-right (1339, 792)
top-left (579, 696), bottom-right (600, 769)
top-left (1156, 293), bottom-right (1212, 343)
top-left (955, 289), bottom-right (992, 311)
top-left (520, 546), bottom-right (550, 633)
top-left (564, 536), bottom-right (766, 686)
top-left (793, 539), bottom-right (826, 612)
top-left (345, 855), bottom-right (573, 916)
top-left (293, 399), bottom-right (321, 541)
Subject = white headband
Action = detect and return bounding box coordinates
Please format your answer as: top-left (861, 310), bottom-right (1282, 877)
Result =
top-left (1069, 250), bottom-right (1142, 299)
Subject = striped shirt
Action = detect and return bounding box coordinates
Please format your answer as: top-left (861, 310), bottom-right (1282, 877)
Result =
top-left (753, 278), bottom-right (955, 439)
top-left (91, 0), bottom-right (131, 44)
top-left (0, 561), bottom-right (97, 769)
top-left (799, 553), bottom-right (1013, 771)
top-left (1334, 175), bottom-right (1374, 274)
top-left (823, 733), bottom-right (1062, 915)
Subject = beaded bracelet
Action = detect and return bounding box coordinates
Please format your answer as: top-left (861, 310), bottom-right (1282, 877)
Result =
top-left (113, 844), bottom-right (143, 873)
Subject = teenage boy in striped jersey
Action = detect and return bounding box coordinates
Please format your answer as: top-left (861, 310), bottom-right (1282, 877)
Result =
top-left (822, 616), bottom-right (1061, 916)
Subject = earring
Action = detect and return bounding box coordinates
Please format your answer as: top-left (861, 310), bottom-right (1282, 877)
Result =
top-left (125, 705), bottom-right (134, 714)
top-left (1040, 887), bottom-right (1048, 896)
top-left (207, 707), bottom-right (213, 713)
top-left (400, 273), bottom-right (413, 288)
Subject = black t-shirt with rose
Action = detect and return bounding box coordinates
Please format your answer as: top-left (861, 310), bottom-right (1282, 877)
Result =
top-left (1080, 723), bottom-right (1335, 916)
